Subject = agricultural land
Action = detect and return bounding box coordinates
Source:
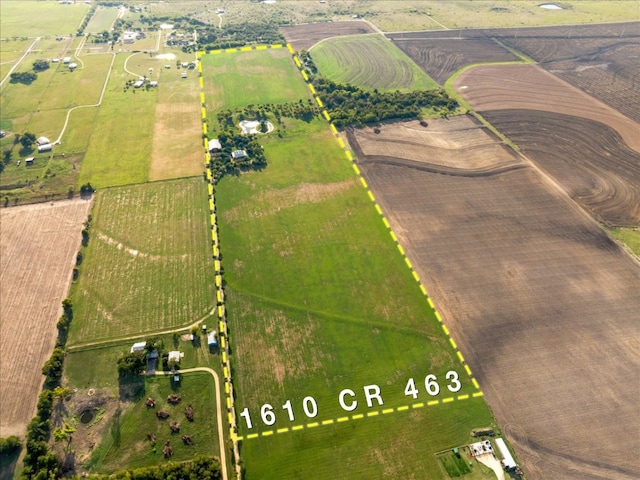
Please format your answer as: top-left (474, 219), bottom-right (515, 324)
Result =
top-left (204, 48), bottom-right (495, 479)
top-left (0, 199), bottom-right (91, 438)
top-left (310, 34), bottom-right (438, 91)
top-left (2, 2), bottom-right (640, 480)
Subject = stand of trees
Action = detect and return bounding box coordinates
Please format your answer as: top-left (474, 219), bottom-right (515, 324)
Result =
top-left (209, 131), bottom-right (267, 182)
top-left (9, 71), bottom-right (37, 84)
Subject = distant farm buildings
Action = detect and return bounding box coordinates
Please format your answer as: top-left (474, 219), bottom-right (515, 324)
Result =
top-left (37, 136), bottom-right (52, 153)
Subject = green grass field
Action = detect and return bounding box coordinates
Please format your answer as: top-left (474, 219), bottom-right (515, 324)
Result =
top-left (311, 34), bottom-right (438, 91)
top-left (67, 178), bottom-right (216, 345)
top-left (202, 48), bottom-right (311, 110)
top-left (84, 6), bottom-right (119, 34)
top-left (210, 112), bottom-right (495, 477)
top-left (78, 54), bottom-right (157, 188)
top-left (0, 1), bottom-right (90, 38)
top-left (86, 373), bottom-right (221, 473)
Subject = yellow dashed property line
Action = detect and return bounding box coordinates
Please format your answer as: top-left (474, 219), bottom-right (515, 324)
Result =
top-left (367, 191), bottom-right (375, 202)
top-left (449, 338), bottom-right (457, 350)
top-left (337, 137), bottom-right (345, 148)
top-left (286, 43), bottom-right (294, 53)
top-left (345, 150), bottom-right (353, 161)
top-left (315, 96), bottom-right (324, 107)
top-left (234, 394), bottom-right (484, 442)
top-left (382, 218), bottom-right (390, 228)
top-left (330, 123), bottom-right (338, 135)
top-left (308, 83), bottom-right (316, 94)
top-left (359, 177), bottom-right (368, 188)
top-left (322, 110), bottom-right (331, 121)
top-left (352, 163), bottom-right (360, 175)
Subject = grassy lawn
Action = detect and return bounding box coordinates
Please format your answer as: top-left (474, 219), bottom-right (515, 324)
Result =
top-left (84, 6), bottom-right (119, 34)
top-left (0, 38), bottom-right (31, 80)
top-left (201, 48), bottom-right (311, 111)
top-left (214, 116), bottom-right (495, 477)
top-left (0, 1), bottom-right (90, 38)
top-left (87, 373), bottom-right (221, 473)
top-left (68, 178), bottom-right (216, 345)
top-left (79, 53), bottom-right (157, 188)
top-left (311, 34), bottom-right (438, 91)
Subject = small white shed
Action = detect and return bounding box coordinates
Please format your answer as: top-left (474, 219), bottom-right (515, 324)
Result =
top-left (131, 341), bottom-right (146, 353)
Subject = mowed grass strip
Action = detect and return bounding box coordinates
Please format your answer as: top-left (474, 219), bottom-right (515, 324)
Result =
top-left (79, 54), bottom-right (156, 188)
top-left (215, 118), bottom-right (493, 478)
top-left (68, 178), bottom-right (215, 344)
top-left (201, 48), bottom-right (311, 110)
top-left (311, 34), bottom-right (438, 91)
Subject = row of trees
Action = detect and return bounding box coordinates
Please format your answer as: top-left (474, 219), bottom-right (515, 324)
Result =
top-left (88, 455), bottom-right (222, 479)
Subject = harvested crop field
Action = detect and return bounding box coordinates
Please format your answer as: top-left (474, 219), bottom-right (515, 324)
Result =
top-left (281, 20), bottom-right (376, 51)
top-left (0, 199), bottom-right (91, 437)
top-left (482, 109), bottom-right (640, 226)
top-left (483, 22), bottom-right (640, 123)
top-left (350, 120), bottom-right (640, 480)
top-left (389, 33), bottom-right (519, 86)
top-left (454, 63), bottom-right (640, 152)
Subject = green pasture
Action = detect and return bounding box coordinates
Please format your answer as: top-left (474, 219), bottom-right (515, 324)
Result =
top-left (0, 1), bottom-right (90, 38)
top-left (67, 178), bottom-right (216, 344)
top-left (0, 38), bottom-right (30, 79)
top-left (201, 48), bottom-right (310, 110)
top-left (86, 373), bottom-right (221, 473)
top-left (215, 116), bottom-right (494, 477)
top-left (79, 53), bottom-right (156, 188)
top-left (311, 34), bottom-right (438, 91)
top-left (85, 6), bottom-right (120, 34)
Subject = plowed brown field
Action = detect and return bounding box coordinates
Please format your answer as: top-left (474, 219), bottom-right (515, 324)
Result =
top-left (0, 199), bottom-right (91, 437)
top-left (390, 35), bottom-right (518, 86)
top-left (350, 120), bottom-right (640, 480)
top-left (454, 64), bottom-right (640, 152)
top-left (482, 109), bottom-right (640, 227)
top-left (281, 20), bottom-right (376, 51)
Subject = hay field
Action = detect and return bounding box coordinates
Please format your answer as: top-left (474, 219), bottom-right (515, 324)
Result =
top-left (0, 199), bottom-right (91, 437)
top-left (67, 178), bottom-right (216, 345)
top-left (201, 48), bottom-right (311, 111)
top-left (311, 34), bottom-right (438, 91)
top-left (0, 1), bottom-right (89, 38)
top-left (353, 121), bottom-right (640, 480)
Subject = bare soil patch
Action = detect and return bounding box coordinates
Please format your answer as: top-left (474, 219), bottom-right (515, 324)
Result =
top-left (0, 199), bottom-right (91, 437)
top-left (281, 20), bottom-right (376, 51)
top-left (483, 109), bottom-right (640, 226)
top-left (455, 63), bottom-right (640, 153)
top-left (349, 116), bottom-right (522, 172)
top-left (350, 123), bottom-right (640, 480)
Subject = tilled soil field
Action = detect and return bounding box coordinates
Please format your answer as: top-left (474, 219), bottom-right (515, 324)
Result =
top-left (0, 199), bottom-right (91, 437)
top-left (281, 20), bottom-right (376, 51)
top-left (482, 109), bottom-right (640, 226)
top-left (389, 34), bottom-right (518, 86)
top-left (454, 63), bottom-right (640, 152)
top-left (350, 122), bottom-right (640, 480)
top-left (484, 22), bottom-right (640, 123)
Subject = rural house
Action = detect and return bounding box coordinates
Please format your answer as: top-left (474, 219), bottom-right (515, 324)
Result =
top-left (231, 149), bottom-right (247, 159)
top-left (208, 139), bottom-right (222, 153)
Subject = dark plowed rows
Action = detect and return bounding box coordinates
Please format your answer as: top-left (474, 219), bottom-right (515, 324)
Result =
top-left (488, 23), bottom-right (640, 123)
top-left (357, 157), bottom-right (640, 480)
top-left (281, 21), bottom-right (376, 51)
top-left (390, 22), bottom-right (640, 122)
top-left (390, 37), bottom-right (518, 86)
top-left (482, 109), bottom-right (640, 226)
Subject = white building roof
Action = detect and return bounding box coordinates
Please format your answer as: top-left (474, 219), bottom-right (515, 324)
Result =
top-left (168, 351), bottom-right (182, 363)
top-left (37, 136), bottom-right (50, 145)
top-left (496, 438), bottom-right (517, 469)
top-left (131, 341), bottom-right (146, 353)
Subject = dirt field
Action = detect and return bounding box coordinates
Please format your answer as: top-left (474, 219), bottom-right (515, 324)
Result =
top-left (483, 22), bottom-right (640, 123)
top-left (281, 20), bottom-right (376, 51)
top-left (389, 33), bottom-right (519, 86)
top-left (482, 109), bottom-right (640, 227)
top-left (350, 115), bottom-right (522, 172)
top-left (454, 63), bottom-right (640, 153)
top-left (0, 199), bottom-right (91, 437)
top-left (350, 120), bottom-right (640, 480)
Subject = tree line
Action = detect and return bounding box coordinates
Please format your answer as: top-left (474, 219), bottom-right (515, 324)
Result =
top-left (301, 50), bottom-right (458, 128)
